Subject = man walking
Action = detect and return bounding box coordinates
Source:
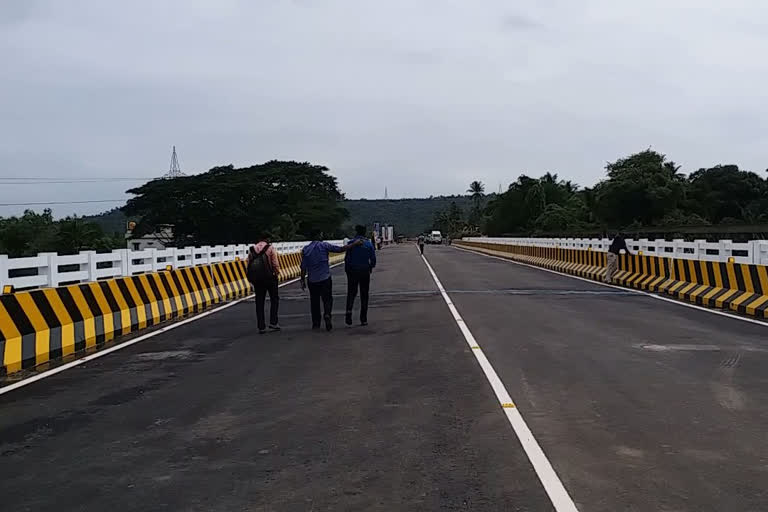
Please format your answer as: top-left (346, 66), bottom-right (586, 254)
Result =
top-left (605, 233), bottom-right (632, 284)
top-left (247, 233), bottom-right (281, 334)
top-left (418, 234), bottom-right (425, 254)
top-left (300, 232), bottom-right (362, 331)
top-left (345, 225), bottom-right (377, 326)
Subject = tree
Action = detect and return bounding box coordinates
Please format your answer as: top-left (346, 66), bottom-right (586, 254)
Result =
top-left (686, 165), bottom-right (768, 224)
top-left (123, 160), bottom-right (349, 245)
top-left (467, 181), bottom-right (486, 231)
top-left (593, 150), bottom-right (685, 227)
top-left (56, 218), bottom-right (104, 253)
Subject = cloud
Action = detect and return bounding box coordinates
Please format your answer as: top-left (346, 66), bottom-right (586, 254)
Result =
top-left (2, 0), bottom-right (768, 217)
top-left (500, 13), bottom-right (542, 31)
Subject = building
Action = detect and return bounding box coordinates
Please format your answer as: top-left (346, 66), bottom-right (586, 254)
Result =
top-left (126, 223), bottom-right (174, 251)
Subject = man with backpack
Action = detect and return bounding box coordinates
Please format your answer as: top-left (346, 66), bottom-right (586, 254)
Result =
top-left (300, 231), bottom-right (362, 331)
top-left (247, 233), bottom-right (281, 334)
top-left (418, 234), bottom-right (425, 254)
top-left (345, 225), bottom-right (377, 326)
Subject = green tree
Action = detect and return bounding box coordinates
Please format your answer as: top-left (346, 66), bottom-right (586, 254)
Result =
top-left (56, 217), bottom-right (104, 253)
top-left (686, 165), bottom-right (768, 223)
top-left (123, 160), bottom-right (349, 245)
top-left (593, 150), bottom-right (685, 227)
top-left (467, 180), bottom-right (486, 231)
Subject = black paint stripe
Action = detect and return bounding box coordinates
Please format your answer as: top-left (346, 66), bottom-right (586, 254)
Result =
top-left (115, 279), bottom-right (139, 329)
top-left (180, 269), bottom-right (200, 313)
top-left (145, 275), bottom-right (167, 322)
top-left (749, 265), bottom-right (763, 295)
top-left (78, 285), bottom-right (106, 345)
top-left (30, 290), bottom-right (61, 328)
top-left (98, 281), bottom-right (122, 334)
top-left (55, 287), bottom-right (85, 351)
top-left (170, 271), bottom-right (191, 315)
top-left (157, 273), bottom-right (180, 319)
top-left (130, 276), bottom-right (155, 327)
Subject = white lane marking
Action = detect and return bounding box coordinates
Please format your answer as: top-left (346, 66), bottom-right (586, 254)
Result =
top-left (419, 249), bottom-right (579, 512)
top-left (0, 263), bottom-right (343, 395)
top-left (453, 245), bottom-right (768, 328)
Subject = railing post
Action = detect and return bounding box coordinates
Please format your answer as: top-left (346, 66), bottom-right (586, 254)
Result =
top-left (148, 248), bottom-right (159, 272)
top-left (41, 252), bottom-right (60, 288)
top-left (118, 249), bottom-right (130, 276)
top-left (85, 251), bottom-right (98, 283)
top-left (0, 255), bottom-right (8, 289)
top-left (170, 247), bottom-right (179, 269)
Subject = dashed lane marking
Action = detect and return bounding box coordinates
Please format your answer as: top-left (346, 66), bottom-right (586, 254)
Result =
top-left (419, 248), bottom-right (579, 512)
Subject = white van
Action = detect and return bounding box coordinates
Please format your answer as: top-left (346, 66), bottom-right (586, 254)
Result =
top-left (430, 230), bottom-right (443, 244)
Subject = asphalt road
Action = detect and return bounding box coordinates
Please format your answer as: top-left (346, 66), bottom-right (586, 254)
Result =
top-left (2, 244), bottom-right (767, 511)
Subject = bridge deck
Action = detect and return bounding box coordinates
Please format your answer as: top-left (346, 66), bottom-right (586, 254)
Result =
top-left (2, 245), bottom-right (767, 511)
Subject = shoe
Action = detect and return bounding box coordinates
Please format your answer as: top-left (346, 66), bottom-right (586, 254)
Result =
top-left (259, 329), bottom-right (267, 335)
top-left (312, 325), bottom-right (321, 330)
top-left (269, 324), bottom-right (281, 331)
top-left (345, 312), bottom-right (353, 326)
top-left (361, 321), bottom-right (368, 326)
top-left (324, 314), bottom-right (333, 332)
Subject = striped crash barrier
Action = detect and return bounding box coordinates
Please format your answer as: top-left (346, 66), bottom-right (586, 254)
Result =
top-left (456, 241), bottom-right (768, 319)
top-left (0, 249), bottom-right (346, 375)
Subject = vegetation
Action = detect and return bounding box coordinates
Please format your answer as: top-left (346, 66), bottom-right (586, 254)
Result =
top-left (5, 149), bottom-right (768, 257)
top-left (123, 160), bottom-right (349, 245)
top-left (0, 210), bottom-right (124, 257)
top-left (484, 150), bottom-right (768, 237)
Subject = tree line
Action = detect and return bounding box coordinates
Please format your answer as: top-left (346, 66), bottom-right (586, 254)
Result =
top-left (481, 149), bottom-right (768, 237)
top-left (0, 209), bottom-right (125, 257)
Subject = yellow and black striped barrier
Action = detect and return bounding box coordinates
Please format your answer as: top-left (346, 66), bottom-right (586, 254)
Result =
top-left (456, 241), bottom-right (768, 320)
top-left (0, 247), bottom-right (349, 376)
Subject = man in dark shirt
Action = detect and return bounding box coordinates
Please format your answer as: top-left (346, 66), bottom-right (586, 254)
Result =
top-left (605, 233), bottom-right (632, 284)
top-left (300, 232), bottom-right (362, 331)
top-left (345, 225), bottom-right (377, 326)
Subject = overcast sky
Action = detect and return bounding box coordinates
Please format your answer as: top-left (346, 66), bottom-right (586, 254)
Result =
top-left (2, 0), bottom-right (768, 217)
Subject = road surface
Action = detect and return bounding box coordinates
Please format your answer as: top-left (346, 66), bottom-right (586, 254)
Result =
top-left (2, 244), bottom-right (767, 511)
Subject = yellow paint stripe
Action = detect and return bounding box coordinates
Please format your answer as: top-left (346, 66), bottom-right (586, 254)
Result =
top-left (688, 284), bottom-right (710, 301)
top-left (183, 268), bottom-right (205, 308)
top-left (0, 301), bottom-right (23, 373)
top-left (730, 291), bottom-right (755, 309)
top-left (740, 264), bottom-right (755, 293)
top-left (667, 280), bottom-right (687, 294)
top-left (501, 403), bottom-right (516, 409)
top-left (746, 294), bottom-right (768, 315)
top-left (714, 288), bottom-right (739, 308)
top-left (687, 260), bottom-right (698, 285)
top-left (647, 276), bottom-right (666, 291)
top-left (14, 294), bottom-right (50, 365)
top-left (726, 263), bottom-right (738, 292)
top-left (194, 266), bottom-right (214, 305)
top-left (677, 282), bottom-right (698, 299)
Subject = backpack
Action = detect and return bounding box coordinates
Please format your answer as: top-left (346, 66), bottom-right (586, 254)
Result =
top-left (247, 244), bottom-right (273, 285)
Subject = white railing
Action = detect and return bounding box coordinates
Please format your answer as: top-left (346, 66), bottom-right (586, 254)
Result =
top-left (461, 237), bottom-right (768, 265)
top-left (0, 240), bottom-right (345, 291)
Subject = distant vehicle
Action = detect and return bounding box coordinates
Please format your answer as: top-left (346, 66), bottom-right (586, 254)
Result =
top-left (429, 230), bottom-right (443, 244)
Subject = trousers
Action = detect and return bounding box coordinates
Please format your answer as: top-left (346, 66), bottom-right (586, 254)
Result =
top-left (308, 277), bottom-right (333, 327)
top-left (605, 252), bottom-right (618, 283)
top-left (253, 278), bottom-right (279, 330)
top-left (346, 269), bottom-right (371, 322)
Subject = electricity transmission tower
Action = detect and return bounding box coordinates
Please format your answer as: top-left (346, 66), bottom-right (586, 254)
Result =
top-left (163, 146), bottom-right (185, 179)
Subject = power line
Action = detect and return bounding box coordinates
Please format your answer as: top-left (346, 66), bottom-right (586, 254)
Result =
top-left (0, 199), bottom-right (127, 207)
top-left (0, 177), bottom-right (153, 183)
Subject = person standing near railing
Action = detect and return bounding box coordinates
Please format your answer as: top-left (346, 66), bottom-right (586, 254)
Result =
top-left (605, 233), bottom-right (631, 284)
top-left (247, 232), bottom-right (281, 334)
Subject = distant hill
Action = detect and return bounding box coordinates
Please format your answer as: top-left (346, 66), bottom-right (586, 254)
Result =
top-left (343, 195), bottom-right (494, 236)
top-left (87, 195), bottom-right (492, 239)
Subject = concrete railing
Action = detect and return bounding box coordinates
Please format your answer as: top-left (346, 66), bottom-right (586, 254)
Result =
top-left (0, 240), bottom-right (345, 291)
top-left (462, 237), bottom-right (768, 266)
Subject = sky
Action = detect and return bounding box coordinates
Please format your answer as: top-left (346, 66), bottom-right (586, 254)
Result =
top-left (2, 0), bottom-right (768, 217)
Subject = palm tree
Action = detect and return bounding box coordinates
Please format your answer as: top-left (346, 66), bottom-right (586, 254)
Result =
top-left (467, 181), bottom-right (485, 200)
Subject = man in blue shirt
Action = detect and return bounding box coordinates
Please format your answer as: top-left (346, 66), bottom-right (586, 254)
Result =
top-left (300, 232), bottom-right (362, 331)
top-left (345, 225), bottom-right (377, 326)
